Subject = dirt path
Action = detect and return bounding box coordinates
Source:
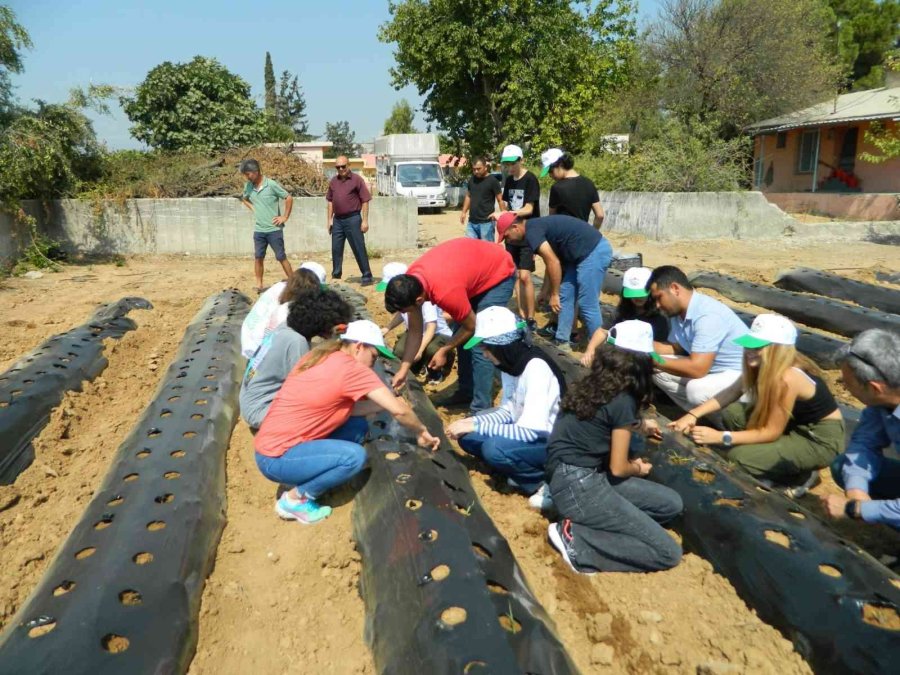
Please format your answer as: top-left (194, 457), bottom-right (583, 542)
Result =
top-left (0, 210), bottom-right (896, 672)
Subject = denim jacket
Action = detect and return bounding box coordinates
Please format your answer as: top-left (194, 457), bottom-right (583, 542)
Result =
top-left (842, 404), bottom-right (900, 528)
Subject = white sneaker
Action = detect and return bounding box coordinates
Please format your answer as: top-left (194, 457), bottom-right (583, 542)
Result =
top-left (528, 483), bottom-right (553, 511)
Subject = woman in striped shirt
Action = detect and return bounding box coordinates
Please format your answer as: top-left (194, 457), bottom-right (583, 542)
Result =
top-left (447, 307), bottom-right (567, 509)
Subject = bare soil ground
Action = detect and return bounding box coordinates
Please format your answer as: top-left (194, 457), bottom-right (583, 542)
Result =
top-left (0, 209), bottom-right (897, 673)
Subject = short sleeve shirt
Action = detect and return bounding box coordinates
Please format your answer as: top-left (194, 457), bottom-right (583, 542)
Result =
top-left (548, 175), bottom-right (600, 222)
top-left (502, 172), bottom-right (541, 219)
top-left (546, 392), bottom-right (639, 474)
top-left (466, 175), bottom-right (502, 222)
top-left (523, 215), bottom-right (602, 267)
top-left (668, 292), bottom-right (747, 373)
top-left (254, 351), bottom-right (385, 457)
top-left (239, 327), bottom-right (310, 429)
top-left (403, 301), bottom-right (452, 338)
top-left (243, 178), bottom-right (289, 233)
top-left (326, 173), bottom-right (371, 217)
top-left (407, 238), bottom-right (516, 322)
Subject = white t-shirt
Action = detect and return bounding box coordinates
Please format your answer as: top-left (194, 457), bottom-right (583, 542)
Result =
top-left (498, 359), bottom-right (560, 433)
top-left (241, 282), bottom-right (287, 358)
top-left (402, 301), bottom-right (452, 338)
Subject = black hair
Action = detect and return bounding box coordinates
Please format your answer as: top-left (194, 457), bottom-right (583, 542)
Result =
top-left (646, 265), bottom-right (692, 291)
top-left (240, 158), bottom-right (260, 173)
top-left (385, 274), bottom-right (424, 313)
top-left (614, 294), bottom-right (662, 323)
top-left (287, 289), bottom-right (353, 341)
top-left (552, 151), bottom-right (575, 171)
top-left (561, 340), bottom-right (654, 420)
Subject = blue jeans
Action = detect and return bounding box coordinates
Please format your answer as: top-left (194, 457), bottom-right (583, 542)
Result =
top-left (465, 220), bottom-right (495, 241)
top-left (556, 238), bottom-right (613, 343)
top-left (331, 212), bottom-right (372, 279)
top-left (830, 453), bottom-right (900, 499)
top-left (458, 432), bottom-right (548, 494)
top-left (255, 417), bottom-right (368, 498)
top-left (548, 462), bottom-right (683, 573)
top-left (456, 274), bottom-right (516, 412)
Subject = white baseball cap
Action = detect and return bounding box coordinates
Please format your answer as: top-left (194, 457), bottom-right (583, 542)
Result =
top-left (500, 144), bottom-right (523, 163)
top-left (607, 320), bottom-right (664, 364)
top-left (622, 267), bottom-right (652, 299)
top-left (299, 261), bottom-right (327, 286)
top-left (463, 306), bottom-right (524, 350)
top-left (376, 261), bottom-right (409, 292)
top-left (734, 314), bottom-right (797, 349)
top-left (540, 148), bottom-right (564, 177)
top-left (340, 320), bottom-right (397, 359)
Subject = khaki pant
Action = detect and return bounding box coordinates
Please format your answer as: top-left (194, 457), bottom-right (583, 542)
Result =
top-left (721, 402), bottom-right (845, 482)
top-left (392, 332), bottom-right (453, 375)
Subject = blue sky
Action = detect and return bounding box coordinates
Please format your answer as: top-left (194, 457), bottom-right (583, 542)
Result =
top-left (7, 0), bottom-right (662, 150)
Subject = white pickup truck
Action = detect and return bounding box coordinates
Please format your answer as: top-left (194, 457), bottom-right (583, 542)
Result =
top-left (375, 133), bottom-right (447, 210)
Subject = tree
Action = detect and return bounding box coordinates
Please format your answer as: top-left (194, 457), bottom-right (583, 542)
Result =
top-left (379, 0), bottom-right (635, 157)
top-left (264, 51), bottom-right (277, 112)
top-left (0, 6), bottom-right (32, 127)
top-left (827, 0), bottom-right (900, 90)
top-left (383, 99), bottom-right (417, 134)
top-left (650, 0), bottom-right (842, 139)
top-left (121, 56), bottom-right (265, 152)
top-left (324, 120), bottom-right (360, 157)
top-left (277, 70), bottom-right (311, 140)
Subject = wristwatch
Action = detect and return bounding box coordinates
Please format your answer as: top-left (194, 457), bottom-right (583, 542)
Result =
top-left (721, 431), bottom-right (733, 447)
top-left (844, 499), bottom-right (862, 520)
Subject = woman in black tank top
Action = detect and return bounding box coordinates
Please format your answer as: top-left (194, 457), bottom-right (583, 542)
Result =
top-left (669, 314), bottom-right (844, 486)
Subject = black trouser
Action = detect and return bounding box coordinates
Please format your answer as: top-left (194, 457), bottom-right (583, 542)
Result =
top-left (331, 212), bottom-right (372, 279)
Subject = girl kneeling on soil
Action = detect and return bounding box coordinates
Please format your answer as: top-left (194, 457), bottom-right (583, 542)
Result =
top-left (669, 314), bottom-right (844, 489)
top-left (547, 320), bottom-right (683, 574)
top-left (254, 320), bottom-right (440, 524)
top-left (447, 307), bottom-right (567, 509)
top-left (240, 288), bottom-right (353, 430)
top-left (581, 266), bottom-right (668, 367)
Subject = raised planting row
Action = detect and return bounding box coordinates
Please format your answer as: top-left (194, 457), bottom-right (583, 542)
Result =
top-left (690, 272), bottom-right (900, 338)
top-left (340, 286), bottom-right (579, 675)
top-left (0, 289), bottom-right (249, 675)
top-left (539, 341), bottom-right (900, 675)
top-left (0, 297), bottom-right (152, 484)
top-left (775, 267), bottom-right (900, 316)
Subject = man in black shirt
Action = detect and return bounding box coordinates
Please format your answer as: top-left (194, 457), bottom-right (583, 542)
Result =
top-left (460, 157), bottom-right (503, 241)
top-left (493, 143), bottom-right (539, 329)
top-left (498, 213), bottom-right (613, 350)
top-left (542, 148), bottom-right (605, 227)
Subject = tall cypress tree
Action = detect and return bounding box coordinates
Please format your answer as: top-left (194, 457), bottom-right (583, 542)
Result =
top-left (264, 52), bottom-right (276, 112)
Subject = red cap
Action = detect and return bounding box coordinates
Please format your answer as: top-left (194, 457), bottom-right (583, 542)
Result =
top-left (496, 212), bottom-right (518, 240)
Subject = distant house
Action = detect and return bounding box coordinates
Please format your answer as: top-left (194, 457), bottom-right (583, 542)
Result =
top-left (746, 81), bottom-right (900, 220)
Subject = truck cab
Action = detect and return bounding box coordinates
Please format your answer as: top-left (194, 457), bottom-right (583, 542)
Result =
top-left (375, 133), bottom-right (448, 211)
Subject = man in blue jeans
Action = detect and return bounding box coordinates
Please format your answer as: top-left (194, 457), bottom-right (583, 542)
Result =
top-left (326, 156), bottom-right (374, 285)
top-left (822, 328), bottom-right (900, 529)
top-left (240, 159), bottom-right (294, 293)
top-left (497, 212), bottom-right (613, 351)
top-left (460, 157), bottom-right (503, 240)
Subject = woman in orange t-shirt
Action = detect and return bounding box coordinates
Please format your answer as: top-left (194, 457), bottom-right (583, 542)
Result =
top-left (254, 320), bottom-right (439, 524)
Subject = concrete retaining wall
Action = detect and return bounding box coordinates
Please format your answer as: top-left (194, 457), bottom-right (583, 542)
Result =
top-left (764, 192), bottom-right (900, 221)
top-left (0, 197), bottom-right (417, 262)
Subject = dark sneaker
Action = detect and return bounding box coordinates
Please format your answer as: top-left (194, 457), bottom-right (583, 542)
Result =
top-left (551, 339), bottom-right (572, 353)
top-left (433, 390), bottom-right (473, 408)
top-left (360, 276), bottom-right (374, 287)
top-left (332, 273), bottom-right (342, 280)
top-left (783, 470), bottom-right (822, 499)
top-left (526, 318), bottom-right (538, 333)
top-left (537, 324), bottom-right (558, 339)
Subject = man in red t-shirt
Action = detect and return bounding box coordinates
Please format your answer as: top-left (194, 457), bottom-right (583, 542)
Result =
top-left (384, 238), bottom-right (516, 411)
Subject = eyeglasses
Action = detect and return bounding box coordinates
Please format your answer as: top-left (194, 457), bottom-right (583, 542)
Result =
top-left (335, 164), bottom-right (348, 170)
top-left (848, 347), bottom-right (887, 381)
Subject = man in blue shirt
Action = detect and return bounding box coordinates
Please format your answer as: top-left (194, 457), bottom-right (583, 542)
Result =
top-left (647, 266), bottom-right (746, 424)
top-left (823, 329), bottom-right (900, 530)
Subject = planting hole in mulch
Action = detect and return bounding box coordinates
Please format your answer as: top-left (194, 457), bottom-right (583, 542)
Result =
top-left (764, 530), bottom-right (792, 549)
top-left (101, 634), bottom-right (130, 653)
top-left (440, 606), bottom-right (467, 627)
top-left (861, 603), bottom-right (900, 631)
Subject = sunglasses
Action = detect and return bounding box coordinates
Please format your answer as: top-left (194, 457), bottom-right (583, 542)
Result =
top-left (335, 164), bottom-right (348, 170)
top-left (849, 348), bottom-right (887, 381)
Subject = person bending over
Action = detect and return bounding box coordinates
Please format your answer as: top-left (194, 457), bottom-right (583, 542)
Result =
top-left (822, 329), bottom-right (900, 529)
top-left (240, 262), bottom-right (325, 358)
top-left (670, 314), bottom-right (844, 491)
top-left (446, 307), bottom-right (566, 510)
top-left (546, 320), bottom-right (682, 574)
top-left (240, 288), bottom-right (353, 430)
top-left (582, 266), bottom-right (668, 366)
top-left (647, 265), bottom-right (746, 423)
top-left (254, 320), bottom-right (439, 524)
top-left (378, 262), bottom-right (454, 383)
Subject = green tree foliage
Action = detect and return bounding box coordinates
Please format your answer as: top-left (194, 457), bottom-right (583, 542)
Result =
top-left (383, 99), bottom-right (417, 135)
top-left (0, 5), bottom-right (32, 126)
top-left (121, 56), bottom-right (265, 152)
top-left (827, 0), bottom-right (900, 90)
top-left (264, 51), bottom-right (277, 112)
top-left (277, 70), bottom-right (311, 140)
top-left (650, 0), bottom-right (842, 138)
top-left (379, 0), bottom-right (636, 157)
top-left (324, 120), bottom-right (360, 157)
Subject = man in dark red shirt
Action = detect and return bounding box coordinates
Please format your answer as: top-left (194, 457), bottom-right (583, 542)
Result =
top-left (384, 238), bottom-right (516, 411)
top-left (326, 156), bottom-right (373, 285)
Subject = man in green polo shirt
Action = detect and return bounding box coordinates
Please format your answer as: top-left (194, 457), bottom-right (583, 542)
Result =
top-left (240, 158), bottom-right (294, 292)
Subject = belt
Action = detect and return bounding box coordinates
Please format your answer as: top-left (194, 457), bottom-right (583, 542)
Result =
top-left (334, 211), bottom-right (360, 219)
